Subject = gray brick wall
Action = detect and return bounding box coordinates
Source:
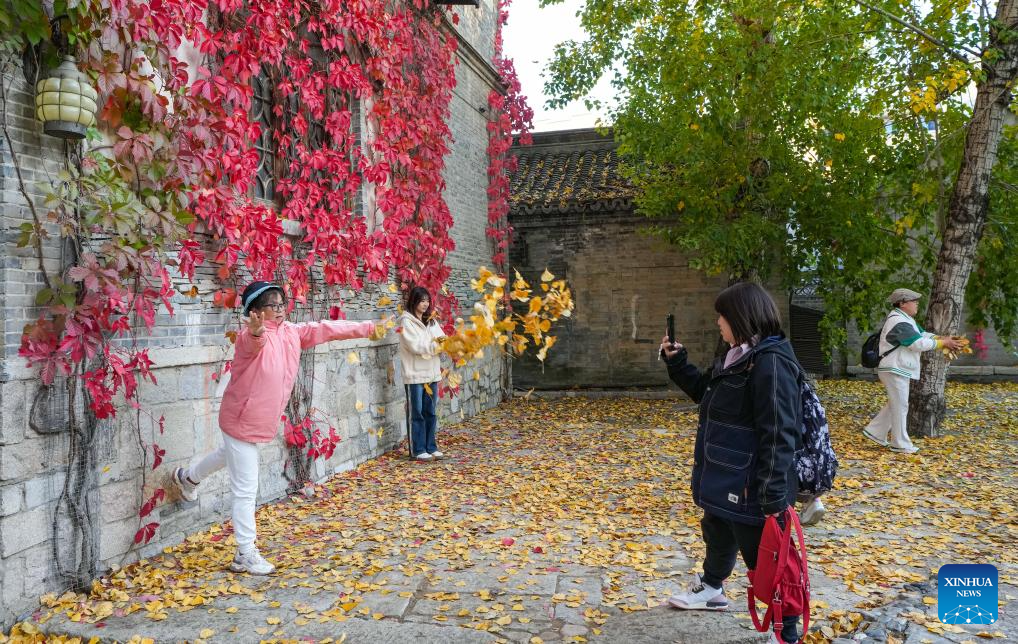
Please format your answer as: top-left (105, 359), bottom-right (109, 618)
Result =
top-left (0, 7), bottom-right (507, 625)
top-left (507, 209), bottom-right (748, 389)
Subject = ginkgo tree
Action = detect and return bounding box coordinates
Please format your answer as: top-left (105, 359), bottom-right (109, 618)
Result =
top-left (542, 0), bottom-right (1018, 436)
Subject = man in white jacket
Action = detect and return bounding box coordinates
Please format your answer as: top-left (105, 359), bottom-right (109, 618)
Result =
top-left (863, 288), bottom-right (962, 454)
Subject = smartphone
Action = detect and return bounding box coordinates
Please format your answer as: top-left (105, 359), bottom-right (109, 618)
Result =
top-left (660, 313), bottom-right (676, 359)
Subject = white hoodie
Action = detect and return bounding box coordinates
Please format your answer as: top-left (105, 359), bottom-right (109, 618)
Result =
top-left (398, 312), bottom-right (445, 385)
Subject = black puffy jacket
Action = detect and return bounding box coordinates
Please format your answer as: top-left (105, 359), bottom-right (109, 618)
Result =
top-left (666, 335), bottom-right (802, 525)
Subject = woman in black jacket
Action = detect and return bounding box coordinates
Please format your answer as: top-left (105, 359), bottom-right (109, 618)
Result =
top-left (661, 282), bottom-right (803, 644)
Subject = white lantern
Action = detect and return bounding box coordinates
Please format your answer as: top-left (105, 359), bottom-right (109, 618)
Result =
top-left (34, 56), bottom-right (98, 139)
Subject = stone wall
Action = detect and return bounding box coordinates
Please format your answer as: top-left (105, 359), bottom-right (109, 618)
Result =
top-left (0, 2), bottom-right (505, 625)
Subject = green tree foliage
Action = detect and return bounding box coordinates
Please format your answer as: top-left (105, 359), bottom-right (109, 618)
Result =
top-left (541, 0), bottom-right (1017, 353)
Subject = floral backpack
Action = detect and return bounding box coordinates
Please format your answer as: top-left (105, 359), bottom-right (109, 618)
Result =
top-left (795, 378), bottom-right (838, 495)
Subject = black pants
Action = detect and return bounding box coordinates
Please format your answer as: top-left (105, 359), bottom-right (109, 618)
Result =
top-left (700, 512), bottom-right (800, 643)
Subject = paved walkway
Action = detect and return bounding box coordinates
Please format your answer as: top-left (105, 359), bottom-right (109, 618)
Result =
top-left (17, 381), bottom-right (1018, 643)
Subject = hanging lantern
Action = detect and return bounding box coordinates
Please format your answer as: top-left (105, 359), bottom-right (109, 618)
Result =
top-left (34, 55), bottom-right (98, 140)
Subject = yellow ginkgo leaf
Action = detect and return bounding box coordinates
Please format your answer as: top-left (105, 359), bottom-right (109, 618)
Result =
top-left (266, 616), bottom-right (281, 625)
top-left (199, 629), bottom-right (214, 638)
top-left (347, 352), bottom-right (360, 365)
top-left (377, 295), bottom-right (392, 307)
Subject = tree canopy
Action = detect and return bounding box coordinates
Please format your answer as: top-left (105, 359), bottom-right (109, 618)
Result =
top-left (542, 0), bottom-right (1017, 353)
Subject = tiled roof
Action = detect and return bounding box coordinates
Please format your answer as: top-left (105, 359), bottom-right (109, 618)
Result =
top-left (510, 128), bottom-right (634, 214)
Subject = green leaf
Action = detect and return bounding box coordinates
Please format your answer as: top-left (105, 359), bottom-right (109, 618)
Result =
top-left (35, 288), bottom-right (54, 306)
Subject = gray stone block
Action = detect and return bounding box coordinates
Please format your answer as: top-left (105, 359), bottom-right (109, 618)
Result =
top-left (0, 483), bottom-right (23, 517)
top-left (99, 516), bottom-right (143, 562)
top-left (0, 435), bottom-right (62, 481)
top-left (0, 505), bottom-right (48, 557)
top-left (177, 365), bottom-right (213, 400)
top-left (0, 381), bottom-right (26, 445)
top-left (137, 371), bottom-right (182, 405)
top-left (23, 473), bottom-right (58, 509)
top-left (152, 402), bottom-right (199, 463)
top-left (99, 477), bottom-right (141, 524)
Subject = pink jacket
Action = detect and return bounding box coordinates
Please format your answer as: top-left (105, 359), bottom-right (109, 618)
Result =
top-left (219, 319), bottom-right (375, 443)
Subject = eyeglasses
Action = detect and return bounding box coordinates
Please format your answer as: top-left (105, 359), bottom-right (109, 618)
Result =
top-left (261, 302), bottom-right (286, 312)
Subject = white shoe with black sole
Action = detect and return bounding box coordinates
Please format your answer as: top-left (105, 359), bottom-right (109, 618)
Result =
top-left (666, 575), bottom-right (728, 610)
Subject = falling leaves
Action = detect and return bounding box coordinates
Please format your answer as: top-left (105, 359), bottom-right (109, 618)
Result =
top-left (440, 267), bottom-right (574, 368)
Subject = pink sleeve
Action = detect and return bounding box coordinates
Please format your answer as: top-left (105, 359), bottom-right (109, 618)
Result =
top-left (236, 328), bottom-right (267, 357)
top-left (296, 320), bottom-right (375, 349)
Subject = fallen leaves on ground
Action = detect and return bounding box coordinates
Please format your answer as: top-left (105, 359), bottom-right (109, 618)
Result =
top-left (4, 381), bottom-right (1015, 644)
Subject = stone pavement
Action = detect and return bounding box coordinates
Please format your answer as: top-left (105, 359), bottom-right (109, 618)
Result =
top-left (16, 382), bottom-right (1018, 643)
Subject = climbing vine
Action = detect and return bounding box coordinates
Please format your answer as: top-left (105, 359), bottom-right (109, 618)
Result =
top-left (4, 0), bottom-right (530, 587)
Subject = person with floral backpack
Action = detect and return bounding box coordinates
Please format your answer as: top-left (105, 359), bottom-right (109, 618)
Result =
top-left (661, 282), bottom-right (804, 644)
top-left (795, 377), bottom-right (837, 526)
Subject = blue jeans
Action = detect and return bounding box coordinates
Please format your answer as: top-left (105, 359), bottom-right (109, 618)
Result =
top-left (406, 382), bottom-right (438, 456)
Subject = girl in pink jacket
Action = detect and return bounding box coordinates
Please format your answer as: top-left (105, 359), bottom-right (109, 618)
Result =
top-left (172, 281), bottom-right (384, 574)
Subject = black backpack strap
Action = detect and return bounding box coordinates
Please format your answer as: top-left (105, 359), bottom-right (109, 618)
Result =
top-left (876, 313), bottom-right (902, 359)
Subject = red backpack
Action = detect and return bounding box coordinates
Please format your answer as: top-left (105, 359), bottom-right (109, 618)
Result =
top-left (747, 508), bottom-right (811, 642)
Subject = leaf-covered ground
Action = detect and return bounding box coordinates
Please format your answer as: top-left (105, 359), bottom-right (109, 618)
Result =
top-left (4, 380), bottom-right (1016, 644)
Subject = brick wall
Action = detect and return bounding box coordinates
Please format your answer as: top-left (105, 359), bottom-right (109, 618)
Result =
top-left (508, 208), bottom-right (747, 389)
top-left (0, 6), bottom-right (506, 625)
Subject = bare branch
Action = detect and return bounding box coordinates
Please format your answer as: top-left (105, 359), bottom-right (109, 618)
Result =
top-left (849, 0), bottom-right (982, 64)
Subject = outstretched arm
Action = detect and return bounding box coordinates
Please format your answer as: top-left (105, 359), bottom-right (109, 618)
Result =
top-left (297, 319), bottom-right (376, 349)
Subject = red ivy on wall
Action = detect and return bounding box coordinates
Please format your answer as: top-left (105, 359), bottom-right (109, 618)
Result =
top-left (16, 0), bottom-right (529, 546)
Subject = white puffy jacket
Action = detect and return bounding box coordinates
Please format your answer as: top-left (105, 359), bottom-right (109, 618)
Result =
top-left (398, 312), bottom-right (445, 385)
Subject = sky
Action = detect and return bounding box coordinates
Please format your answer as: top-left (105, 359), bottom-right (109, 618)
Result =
top-left (501, 0), bottom-right (615, 132)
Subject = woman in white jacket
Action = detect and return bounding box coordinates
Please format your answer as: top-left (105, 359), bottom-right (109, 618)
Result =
top-left (863, 288), bottom-right (962, 454)
top-left (398, 287), bottom-right (447, 461)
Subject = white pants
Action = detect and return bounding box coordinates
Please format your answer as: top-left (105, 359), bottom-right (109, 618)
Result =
top-left (186, 433), bottom-right (259, 553)
top-left (865, 372), bottom-right (915, 450)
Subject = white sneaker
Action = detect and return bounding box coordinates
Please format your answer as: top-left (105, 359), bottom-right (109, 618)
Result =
top-left (430, 451), bottom-right (444, 458)
top-left (229, 549), bottom-right (275, 575)
top-left (415, 453), bottom-right (433, 461)
top-left (666, 575), bottom-right (728, 610)
top-left (890, 444), bottom-right (919, 454)
top-left (862, 429), bottom-right (888, 447)
top-left (172, 467), bottom-right (198, 503)
top-left (800, 498), bottom-right (826, 526)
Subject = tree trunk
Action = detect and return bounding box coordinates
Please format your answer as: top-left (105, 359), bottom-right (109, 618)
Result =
top-left (909, 0), bottom-right (1018, 437)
